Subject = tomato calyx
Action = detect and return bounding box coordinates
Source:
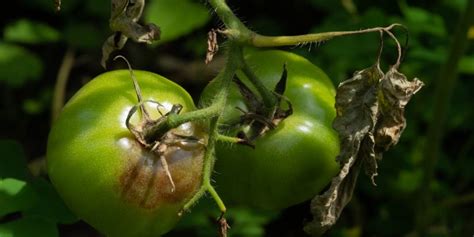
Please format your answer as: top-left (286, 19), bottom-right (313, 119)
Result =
top-left (114, 56), bottom-right (204, 192)
top-left (232, 64), bottom-right (292, 142)
top-left (125, 95), bottom-right (204, 192)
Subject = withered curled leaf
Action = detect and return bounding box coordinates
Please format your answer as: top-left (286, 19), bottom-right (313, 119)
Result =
top-left (101, 0), bottom-right (161, 67)
top-left (375, 67), bottom-right (424, 153)
top-left (304, 63), bottom-right (423, 236)
top-left (205, 29), bottom-right (219, 64)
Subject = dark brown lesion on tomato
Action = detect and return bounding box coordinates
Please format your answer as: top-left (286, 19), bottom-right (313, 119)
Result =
top-left (118, 124), bottom-right (206, 209)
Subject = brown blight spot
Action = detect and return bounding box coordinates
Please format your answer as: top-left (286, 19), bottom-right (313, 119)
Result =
top-left (118, 135), bottom-right (204, 210)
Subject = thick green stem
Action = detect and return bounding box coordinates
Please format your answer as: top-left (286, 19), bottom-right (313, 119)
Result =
top-left (208, 1), bottom-right (405, 50)
top-left (144, 103), bottom-right (221, 141)
top-left (182, 116), bottom-right (219, 212)
top-left (415, 0), bottom-right (474, 235)
top-left (207, 0), bottom-right (253, 43)
top-left (181, 42), bottom-right (243, 213)
top-left (207, 183), bottom-right (226, 212)
top-left (142, 43), bottom-right (243, 141)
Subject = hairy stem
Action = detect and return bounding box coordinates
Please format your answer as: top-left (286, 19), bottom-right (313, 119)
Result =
top-left (251, 24), bottom-right (403, 47)
top-left (207, 0), bottom-right (252, 43)
top-left (144, 104), bottom-right (221, 141)
top-left (208, 0), bottom-right (403, 48)
top-left (415, 0), bottom-right (474, 235)
top-left (181, 42), bottom-right (243, 212)
top-left (182, 116), bottom-right (219, 212)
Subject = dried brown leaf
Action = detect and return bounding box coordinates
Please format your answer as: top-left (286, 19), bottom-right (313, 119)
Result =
top-left (304, 64), bottom-right (423, 236)
top-left (332, 65), bottom-right (382, 163)
top-left (101, 0), bottom-right (161, 67)
top-left (304, 156), bottom-right (362, 236)
top-left (375, 67), bottom-right (424, 153)
top-left (206, 29), bottom-right (219, 64)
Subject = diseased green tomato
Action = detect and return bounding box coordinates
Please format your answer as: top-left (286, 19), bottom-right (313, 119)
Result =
top-left (201, 50), bottom-right (340, 210)
top-left (47, 70), bottom-right (205, 237)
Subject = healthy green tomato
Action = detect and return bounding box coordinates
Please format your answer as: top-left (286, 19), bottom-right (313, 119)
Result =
top-left (47, 70), bottom-right (205, 237)
top-left (201, 50), bottom-right (340, 210)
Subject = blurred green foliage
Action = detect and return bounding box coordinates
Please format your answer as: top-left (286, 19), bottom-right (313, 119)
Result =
top-left (146, 0), bottom-right (211, 44)
top-left (0, 0), bottom-right (472, 236)
top-left (0, 140), bottom-right (77, 237)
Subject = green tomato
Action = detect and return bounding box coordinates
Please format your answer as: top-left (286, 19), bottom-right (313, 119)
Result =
top-left (201, 50), bottom-right (340, 210)
top-left (47, 70), bottom-right (205, 237)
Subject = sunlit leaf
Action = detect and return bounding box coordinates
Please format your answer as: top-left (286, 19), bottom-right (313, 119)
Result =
top-left (0, 178), bottom-right (37, 217)
top-left (393, 169), bottom-right (423, 193)
top-left (4, 19), bottom-right (60, 44)
top-left (408, 47), bottom-right (446, 64)
top-left (0, 42), bottom-right (43, 88)
top-left (145, 0), bottom-right (211, 44)
top-left (0, 216), bottom-right (58, 237)
top-left (459, 56), bottom-right (474, 74)
top-left (399, 1), bottom-right (446, 37)
top-left (468, 26), bottom-right (474, 39)
top-left (23, 99), bottom-right (44, 115)
top-left (22, 88), bottom-right (52, 115)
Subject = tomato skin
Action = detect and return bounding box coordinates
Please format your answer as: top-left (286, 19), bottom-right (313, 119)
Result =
top-left (202, 50), bottom-right (340, 210)
top-left (47, 70), bottom-right (204, 237)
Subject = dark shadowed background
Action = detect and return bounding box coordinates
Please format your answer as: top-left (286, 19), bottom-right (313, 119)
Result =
top-left (1, 0), bottom-right (473, 236)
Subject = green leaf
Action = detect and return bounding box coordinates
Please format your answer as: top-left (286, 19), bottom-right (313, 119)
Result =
top-left (459, 56), bottom-right (474, 74)
top-left (399, 0), bottom-right (446, 37)
top-left (0, 42), bottom-right (43, 88)
top-left (0, 178), bottom-right (37, 217)
top-left (145, 0), bottom-right (210, 44)
top-left (0, 140), bottom-right (29, 180)
top-left (442, 0), bottom-right (468, 11)
top-left (408, 47), bottom-right (446, 64)
top-left (393, 169), bottom-right (423, 193)
top-left (23, 178), bottom-right (78, 224)
top-left (4, 19), bottom-right (61, 44)
top-left (22, 88), bottom-right (53, 115)
top-left (0, 216), bottom-right (58, 237)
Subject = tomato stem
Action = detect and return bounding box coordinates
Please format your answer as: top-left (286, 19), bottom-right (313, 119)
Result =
top-left (207, 0), bottom-right (253, 44)
top-left (207, 183), bottom-right (227, 213)
top-left (250, 24), bottom-right (405, 47)
top-left (144, 103), bottom-right (221, 141)
top-left (51, 48), bottom-right (74, 124)
top-left (241, 59), bottom-right (278, 110)
top-left (181, 42), bottom-right (243, 214)
top-left (206, 1), bottom-right (405, 49)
